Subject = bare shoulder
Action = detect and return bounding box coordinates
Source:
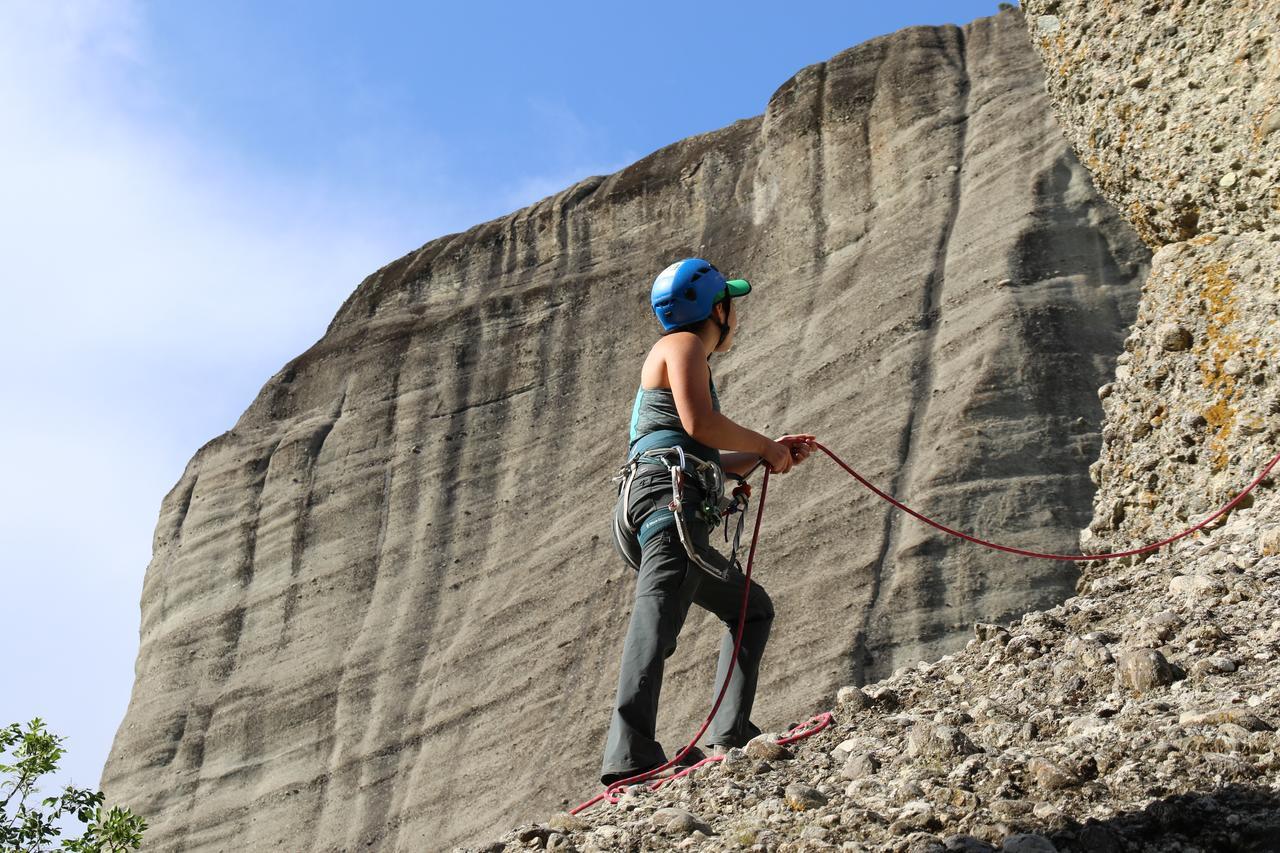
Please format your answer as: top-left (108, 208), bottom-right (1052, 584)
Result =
top-left (660, 333), bottom-right (708, 378)
top-left (654, 331), bottom-right (703, 359)
top-left (643, 333), bottom-right (704, 389)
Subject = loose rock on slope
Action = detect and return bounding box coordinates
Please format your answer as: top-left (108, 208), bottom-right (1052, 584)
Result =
top-left (480, 492), bottom-right (1280, 852)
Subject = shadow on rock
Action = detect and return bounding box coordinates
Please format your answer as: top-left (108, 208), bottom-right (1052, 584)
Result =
top-left (1009, 784), bottom-right (1280, 853)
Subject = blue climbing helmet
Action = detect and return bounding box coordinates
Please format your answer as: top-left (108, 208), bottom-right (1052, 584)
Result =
top-left (650, 258), bottom-right (752, 332)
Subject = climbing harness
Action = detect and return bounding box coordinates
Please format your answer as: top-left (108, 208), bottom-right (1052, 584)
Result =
top-left (611, 445), bottom-right (752, 582)
top-left (575, 440), bottom-right (1280, 815)
top-left (576, 464), bottom-right (793, 815)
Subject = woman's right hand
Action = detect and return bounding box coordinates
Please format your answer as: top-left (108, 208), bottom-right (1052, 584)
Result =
top-left (761, 440), bottom-right (793, 474)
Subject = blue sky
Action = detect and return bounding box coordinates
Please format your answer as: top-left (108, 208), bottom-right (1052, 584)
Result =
top-left (0, 0), bottom-right (1005, 803)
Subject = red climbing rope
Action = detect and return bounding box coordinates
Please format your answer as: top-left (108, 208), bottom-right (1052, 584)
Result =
top-left (815, 441), bottom-right (1280, 561)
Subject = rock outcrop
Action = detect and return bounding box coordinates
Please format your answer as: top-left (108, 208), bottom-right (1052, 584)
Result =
top-left (1027, 0), bottom-right (1280, 245)
top-left (472, 2), bottom-right (1280, 850)
top-left (1024, 0), bottom-right (1280, 559)
top-left (102, 10), bottom-right (1149, 851)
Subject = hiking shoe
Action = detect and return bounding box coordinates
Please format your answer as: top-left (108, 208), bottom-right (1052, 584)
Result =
top-left (674, 745), bottom-right (708, 766)
top-left (601, 746), bottom-right (708, 787)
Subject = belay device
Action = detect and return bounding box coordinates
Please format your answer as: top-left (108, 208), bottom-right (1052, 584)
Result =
top-left (611, 446), bottom-right (751, 582)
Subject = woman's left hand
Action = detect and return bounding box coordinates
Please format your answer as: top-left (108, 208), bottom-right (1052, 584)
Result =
top-left (775, 434), bottom-right (817, 467)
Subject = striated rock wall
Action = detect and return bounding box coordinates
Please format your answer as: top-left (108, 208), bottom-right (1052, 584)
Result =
top-left (102, 11), bottom-right (1149, 851)
top-left (1023, 0), bottom-right (1280, 559)
top-left (480, 3), bottom-right (1280, 850)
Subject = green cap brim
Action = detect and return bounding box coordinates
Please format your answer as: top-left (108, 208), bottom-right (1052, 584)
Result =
top-left (714, 279), bottom-right (751, 302)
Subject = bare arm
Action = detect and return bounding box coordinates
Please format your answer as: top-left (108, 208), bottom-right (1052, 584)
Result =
top-left (665, 335), bottom-right (773, 456)
top-left (724, 437), bottom-right (818, 478)
top-left (721, 452), bottom-right (765, 478)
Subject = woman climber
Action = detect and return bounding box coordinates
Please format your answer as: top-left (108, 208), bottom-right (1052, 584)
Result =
top-left (600, 257), bottom-right (816, 786)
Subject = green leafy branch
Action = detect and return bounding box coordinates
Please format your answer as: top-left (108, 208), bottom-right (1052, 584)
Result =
top-left (1, 719), bottom-right (146, 853)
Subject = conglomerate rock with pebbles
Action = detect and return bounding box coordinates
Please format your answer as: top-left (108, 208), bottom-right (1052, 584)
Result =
top-left (1016, 0), bottom-right (1280, 566)
top-left (472, 1), bottom-right (1280, 850)
top-left (1080, 232), bottom-right (1280, 558)
top-left (1022, 0), bottom-right (1280, 245)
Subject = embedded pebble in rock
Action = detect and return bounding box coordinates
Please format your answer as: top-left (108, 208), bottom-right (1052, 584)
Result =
top-left (650, 808), bottom-right (712, 837)
top-left (1116, 648), bottom-right (1179, 693)
top-left (1026, 757), bottom-right (1081, 791)
top-left (1179, 708), bottom-right (1274, 731)
top-left (545, 833), bottom-right (574, 852)
top-left (1157, 323), bottom-right (1193, 351)
top-left (515, 826), bottom-right (552, 845)
top-left (907, 723), bottom-right (981, 762)
top-left (1191, 654), bottom-right (1238, 676)
top-left (989, 799), bottom-right (1033, 820)
top-left (1001, 834), bottom-right (1058, 853)
top-left (744, 734), bottom-right (793, 762)
top-left (890, 801), bottom-right (939, 835)
top-left (841, 751), bottom-right (879, 780)
top-left (1260, 527), bottom-right (1280, 556)
top-left (836, 685), bottom-right (872, 710)
top-left (945, 836), bottom-right (998, 853)
top-left (1168, 573), bottom-right (1226, 604)
top-left (783, 782), bottom-right (828, 811)
top-left (547, 813), bottom-right (588, 834)
top-left (864, 686), bottom-right (902, 710)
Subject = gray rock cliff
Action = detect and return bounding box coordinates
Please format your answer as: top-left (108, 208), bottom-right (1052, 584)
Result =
top-left (476, 2), bottom-right (1280, 850)
top-left (102, 10), bottom-right (1149, 850)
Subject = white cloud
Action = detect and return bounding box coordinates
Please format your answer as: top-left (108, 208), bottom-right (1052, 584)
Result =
top-left (0, 0), bottom-right (441, 795)
top-left (0, 4), bottom-right (424, 361)
top-left (0, 0), bottom-right (641, 801)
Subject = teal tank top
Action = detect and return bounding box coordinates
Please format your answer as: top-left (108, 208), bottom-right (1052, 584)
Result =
top-left (627, 374), bottom-right (722, 465)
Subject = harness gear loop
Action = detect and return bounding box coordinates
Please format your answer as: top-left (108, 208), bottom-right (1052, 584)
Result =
top-left (611, 444), bottom-right (742, 582)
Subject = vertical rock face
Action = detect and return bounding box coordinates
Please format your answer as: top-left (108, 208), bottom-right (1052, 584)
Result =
top-left (102, 11), bottom-right (1148, 851)
top-left (1023, 0), bottom-right (1280, 555)
top-left (481, 6), bottom-right (1280, 850)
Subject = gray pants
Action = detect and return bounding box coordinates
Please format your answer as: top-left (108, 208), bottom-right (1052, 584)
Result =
top-left (601, 467), bottom-right (774, 784)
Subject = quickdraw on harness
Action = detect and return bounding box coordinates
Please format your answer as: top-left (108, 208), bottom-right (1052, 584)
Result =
top-left (611, 446), bottom-right (752, 582)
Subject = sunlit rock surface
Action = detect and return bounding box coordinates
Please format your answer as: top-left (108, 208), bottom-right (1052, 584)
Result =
top-left (102, 10), bottom-right (1148, 850)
